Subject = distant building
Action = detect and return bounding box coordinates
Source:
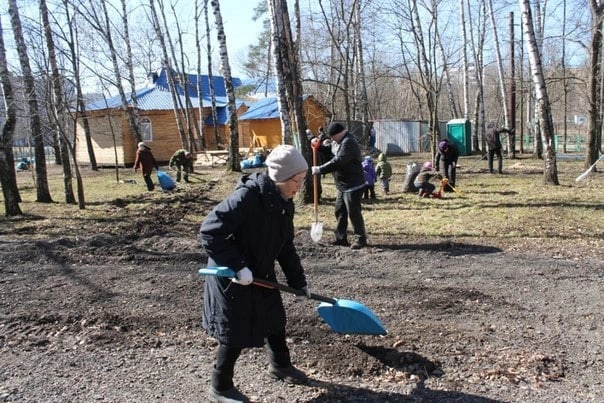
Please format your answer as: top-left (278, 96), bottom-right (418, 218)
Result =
top-left (75, 68), bottom-right (246, 166)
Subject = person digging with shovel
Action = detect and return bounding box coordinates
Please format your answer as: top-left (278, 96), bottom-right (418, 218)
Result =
top-left (199, 144), bottom-right (311, 403)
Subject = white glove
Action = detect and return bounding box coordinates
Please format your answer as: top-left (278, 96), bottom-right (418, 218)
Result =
top-left (296, 285), bottom-right (311, 300)
top-left (232, 267), bottom-right (253, 285)
top-left (311, 166), bottom-right (321, 175)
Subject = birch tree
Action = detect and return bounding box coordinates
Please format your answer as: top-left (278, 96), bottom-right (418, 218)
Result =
top-left (585, 1), bottom-right (604, 171)
top-left (211, 0), bottom-right (241, 171)
top-left (8, 0), bottom-right (53, 203)
top-left (40, 0), bottom-right (77, 205)
top-left (519, 0), bottom-right (559, 185)
top-left (61, 0), bottom-right (97, 170)
top-left (204, 0), bottom-right (221, 149)
top-left (0, 16), bottom-right (23, 216)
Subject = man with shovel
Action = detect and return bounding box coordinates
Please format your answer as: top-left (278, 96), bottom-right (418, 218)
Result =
top-left (200, 145), bottom-right (312, 403)
top-left (311, 122), bottom-right (368, 249)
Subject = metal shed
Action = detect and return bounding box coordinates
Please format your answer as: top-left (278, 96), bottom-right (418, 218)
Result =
top-left (374, 119), bottom-right (447, 154)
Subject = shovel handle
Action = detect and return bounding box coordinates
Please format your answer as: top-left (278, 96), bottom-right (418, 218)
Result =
top-left (199, 267), bottom-right (336, 304)
top-left (312, 147), bottom-right (319, 222)
top-left (252, 278), bottom-right (336, 304)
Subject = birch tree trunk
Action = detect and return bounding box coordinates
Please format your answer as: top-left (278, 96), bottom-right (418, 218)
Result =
top-left (0, 16), bottom-right (23, 216)
top-left (519, 0), bottom-right (559, 185)
top-left (211, 0), bottom-right (240, 171)
top-left (194, 0), bottom-right (206, 150)
top-left (8, 0), bottom-right (53, 203)
top-left (62, 0), bottom-right (97, 171)
top-left (268, 0), bottom-right (293, 145)
top-left (149, 0), bottom-right (187, 147)
top-left (204, 0), bottom-right (221, 150)
top-left (40, 0), bottom-right (77, 205)
top-left (460, 0), bottom-right (469, 119)
top-left (466, 0), bottom-right (486, 153)
top-left (119, 0), bottom-right (141, 143)
top-left (353, 0), bottom-right (371, 141)
top-left (487, 0), bottom-right (509, 126)
top-left (585, 1), bottom-right (604, 171)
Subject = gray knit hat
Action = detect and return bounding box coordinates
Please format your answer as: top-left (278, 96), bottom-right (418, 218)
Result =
top-left (266, 145), bottom-right (308, 182)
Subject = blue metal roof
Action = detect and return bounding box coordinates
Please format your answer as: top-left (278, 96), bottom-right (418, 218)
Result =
top-left (239, 95), bottom-right (312, 121)
top-left (85, 68), bottom-right (241, 125)
top-left (238, 97), bottom-right (280, 120)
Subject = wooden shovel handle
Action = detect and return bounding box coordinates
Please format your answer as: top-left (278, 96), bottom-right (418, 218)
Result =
top-left (252, 278), bottom-right (336, 304)
top-left (312, 147), bottom-right (319, 223)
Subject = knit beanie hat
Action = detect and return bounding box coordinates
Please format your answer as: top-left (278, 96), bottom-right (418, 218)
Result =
top-left (266, 145), bottom-right (308, 182)
top-left (327, 122), bottom-right (346, 136)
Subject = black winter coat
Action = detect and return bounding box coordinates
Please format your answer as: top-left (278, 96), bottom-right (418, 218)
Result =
top-left (316, 132), bottom-right (365, 191)
top-left (199, 172), bottom-right (307, 348)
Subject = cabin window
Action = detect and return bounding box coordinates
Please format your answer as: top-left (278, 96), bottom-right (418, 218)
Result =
top-left (140, 118), bottom-right (152, 141)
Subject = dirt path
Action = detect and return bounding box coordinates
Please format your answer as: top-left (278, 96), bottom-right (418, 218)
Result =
top-left (1, 185), bottom-right (603, 402)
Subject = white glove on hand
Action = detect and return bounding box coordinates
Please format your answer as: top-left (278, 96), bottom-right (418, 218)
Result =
top-left (311, 166), bottom-right (321, 175)
top-left (296, 285), bottom-right (311, 300)
top-left (232, 267), bottom-right (253, 285)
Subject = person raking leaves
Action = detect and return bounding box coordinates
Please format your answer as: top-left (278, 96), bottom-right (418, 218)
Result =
top-left (199, 144), bottom-right (312, 403)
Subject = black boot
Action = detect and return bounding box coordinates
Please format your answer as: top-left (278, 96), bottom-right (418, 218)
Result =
top-left (266, 334), bottom-right (309, 385)
top-left (209, 344), bottom-right (247, 402)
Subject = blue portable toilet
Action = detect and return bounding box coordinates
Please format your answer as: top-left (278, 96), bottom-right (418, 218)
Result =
top-left (446, 119), bottom-right (472, 156)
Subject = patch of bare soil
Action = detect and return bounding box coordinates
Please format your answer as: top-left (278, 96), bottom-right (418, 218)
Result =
top-left (1, 182), bottom-right (603, 402)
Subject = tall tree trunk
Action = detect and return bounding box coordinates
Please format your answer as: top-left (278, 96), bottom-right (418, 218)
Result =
top-left (520, 0), bottom-right (559, 185)
top-left (8, 0), bottom-right (53, 203)
top-left (0, 16), bottom-right (23, 216)
top-left (353, 0), bottom-right (371, 141)
top-left (40, 0), bottom-right (76, 205)
top-left (194, 0), bottom-right (206, 150)
top-left (204, 0), bottom-right (221, 150)
top-left (460, 0), bottom-right (469, 120)
top-left (508, 12), bottom-right (517, 159)
top-left (211, 0), bottom-right (240, 171)
top-left (149, 0), bottom-right (187, 147)
top-left (586, 2), bottom-right (604, 171)
top-left (487, 0), bottom-right (509, 126)
top-left (119, 0), bottom-right (141, 143)
top-left (62, 0), bottom-right (97, 170)
top-left (268, 0), bottom-right (293, 145)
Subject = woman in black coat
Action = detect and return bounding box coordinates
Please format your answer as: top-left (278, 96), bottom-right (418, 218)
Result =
top-left (199, 145), bottom-right (311, 403)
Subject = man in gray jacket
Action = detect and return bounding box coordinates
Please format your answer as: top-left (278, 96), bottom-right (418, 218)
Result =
top-left (311, 122), bottom-right (368, 249)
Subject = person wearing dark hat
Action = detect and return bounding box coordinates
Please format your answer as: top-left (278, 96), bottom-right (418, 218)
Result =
top-left (133, 141), bottom-right (159, 191)
top-left (310, 122), bottom-right (368, 249)
top-left (169, 149), bottom-right (194, 182)
top-left (435, 138), bottom-right (459, 191)
top-left (200, 144), bottom-right (312, 403)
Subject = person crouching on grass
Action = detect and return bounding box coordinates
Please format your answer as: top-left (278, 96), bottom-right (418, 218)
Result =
top-left (199, 145), bottom-right (312, 403)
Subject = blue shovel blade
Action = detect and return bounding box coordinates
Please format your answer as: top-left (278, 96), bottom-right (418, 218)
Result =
top-left (317, 299), bottom-right (387, 335)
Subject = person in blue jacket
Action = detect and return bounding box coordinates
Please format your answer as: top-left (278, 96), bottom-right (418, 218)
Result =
top-left (199, 145), bottom-right (311, 403)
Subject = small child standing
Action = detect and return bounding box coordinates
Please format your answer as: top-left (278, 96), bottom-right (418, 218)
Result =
top-left (362, 156), bottom-right (377, 200)
top-left (414, 161), bottom-right (438, 197)
top-left (375, 153), bottom-right (392, 195)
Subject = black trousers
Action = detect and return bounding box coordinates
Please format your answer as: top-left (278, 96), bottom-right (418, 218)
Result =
top-left (211, 333), bottom-right (291, 391)
top-left (488, 148), bottom-right (503, 173)
top-left (334, 188), bottom-right (367, 243)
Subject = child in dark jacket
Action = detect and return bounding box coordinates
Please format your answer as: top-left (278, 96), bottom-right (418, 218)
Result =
top-left (362, 156), bottom-right (377, 200)
top-left (414, 161), bottom-right (438, 197)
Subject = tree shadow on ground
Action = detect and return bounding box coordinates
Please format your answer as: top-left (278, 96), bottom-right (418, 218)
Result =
top-left (370, 241), bottom-right (503, 256)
